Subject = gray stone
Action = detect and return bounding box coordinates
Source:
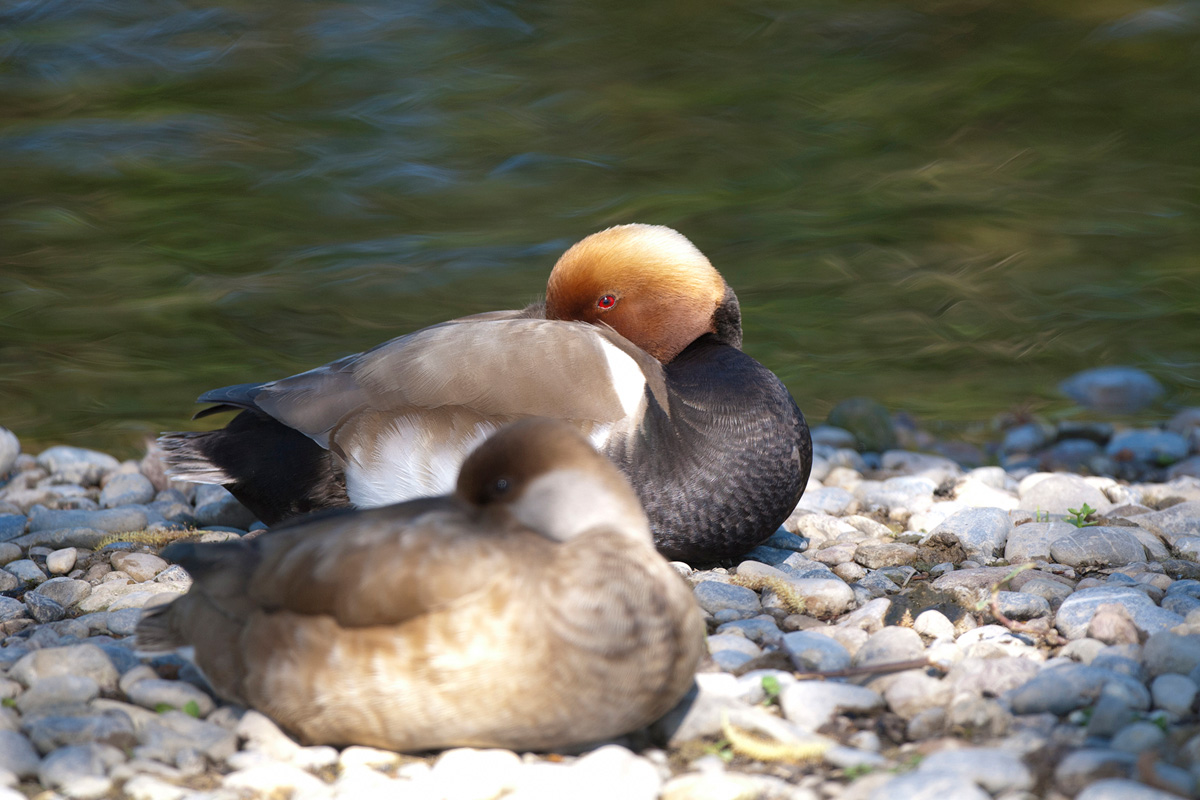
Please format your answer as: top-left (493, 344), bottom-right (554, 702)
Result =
top-left (1056, 586), bottom-right (1183, 640)
top-left (37, 743), bottom-right (124, 800)
top-left (1007, 663), bottom-right (1150, 715)
top-left (1050, 527), bottom-right (1148, 568)
top-left (36, 446), bottom-right (119, 483)
top-left (28, 507), bottom-right (149, 535)
top-left (1106, 429), bottom-right (1189, 465)
top-left (811, 425), bottom-right (857, 449)
top-left (1110, 721), bottom-right (1167, 754)
top-left (694, 581), bottom-right (760, 617)
top-left (716, 616), bottom-right (783, 646)
top-left (15, 675), bottom-right (99, 714)
top-left (0, 731), bottom-right (38, 778)
top-left (1059, 366), bottom-right (1164, 414)
top-left (1125, 500), bottom-right (1200, 545)
top-left (883, 671), bottom-right (951, 720)
top-left (110, 552), bottom-right (168, 582)
top-left (706, 635), bottom-right (762, 671)
top-left (867, 770), bottom-right (990, 800)
top-left (1076, 779), bottom-right (1191, 800)
top-left (23, 592), bottom-right (65, 624)
top-left (857, 476), bottom-right (937, 512)
top-left (1003, 422), bottom-right (1056, 455)
top-left (792, 486), bottom-right (857, 516)
top-left (22, 708), bottom-right (137, 754)
top-left (947, 657), bottom-right (1041, 697)
top-left (4, 559), bottom-right (45, 584)
top-left (1039, 438), bottom-right (1104, 472)
top-left (993, 591), bottom-right (1051, 620)
top-left (881, 451), bottom-right (963, 483)
top-left (0, 597), bottom-right (26, 623)
top-left (99, 473), bottom-right (155, 509)
top-left (780, 681), bottom-right (884, 731)
top-left (917, 747), bottom-right (1034, 793)
top-left (192, 484), bottom-right (257, 529)
top-left (0, 571), bottom-right (17, 594)
top-left (927, 507), bottom-right (1011, 561)
top-left (1054, 748), bottom-right (1137, 796)
top-left (124, 678), bottom-right (215, 718)
top-left (854, 542), bottom-right (919, 569)
top-left (10, 644), bottom-right (119, 691)
top-left (0, 516), bottom-right (25, 542)
top-left (1150, 672), bottom-right (1197, 715)
top-left (1143, 630), bottom-right (1200, 676)
top-left (736, 561), bottom-right (855, 617)
top-left (853, 626), bottom-right (925, 667)
top-left (1005, 521), bottom-right (1075, 562)
top-left (33, 578), bottom-right (92, 609)
top-left (781, 631), bottom-right (852, 672)
top-left (1019, 474), bottom-right (1114, 517)
top-left (135, 711), bottom-right (236, 763)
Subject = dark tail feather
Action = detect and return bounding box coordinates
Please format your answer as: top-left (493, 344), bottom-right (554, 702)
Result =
top-left (159, 409), bottom-right (351, 526)
top-left (135, 602), bottom-right (183, 652)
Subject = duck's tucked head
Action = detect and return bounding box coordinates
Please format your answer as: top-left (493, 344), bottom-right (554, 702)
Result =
top-left (455, 418), bottom-right (651, 544)
top-left (545, 224), bottom-right (742, 363)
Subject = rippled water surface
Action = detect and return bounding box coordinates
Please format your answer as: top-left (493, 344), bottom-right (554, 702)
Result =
top-left (2, 0), bottom-right (1199, 455)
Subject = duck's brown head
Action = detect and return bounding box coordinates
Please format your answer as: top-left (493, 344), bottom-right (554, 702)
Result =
top-left (455, 418), bottom-right (651, 543)
top-left (544, 224), bottom-right (742, 363)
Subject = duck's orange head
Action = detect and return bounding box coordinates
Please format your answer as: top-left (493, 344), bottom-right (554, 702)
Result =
top-left (544, 224), bottom-right (742, 363)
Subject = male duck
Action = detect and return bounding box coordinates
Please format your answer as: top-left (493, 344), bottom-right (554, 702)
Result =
top-left (139, 419), bottom-right (705, 752)
top-left (161, 224), bottom-right (811, 562)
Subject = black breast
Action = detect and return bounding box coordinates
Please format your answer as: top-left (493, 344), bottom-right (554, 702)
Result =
top-left (610, 335), bottom-right (811, 563)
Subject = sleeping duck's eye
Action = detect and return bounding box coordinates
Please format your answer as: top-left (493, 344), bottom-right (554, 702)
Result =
top-left (597, 294), bottom-right (617, 310)
top-left (493, 478), bottom-right (510, 496)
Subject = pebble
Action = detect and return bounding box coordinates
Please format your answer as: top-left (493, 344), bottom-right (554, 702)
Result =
top-left (1059, 366), bottom-right (1164, 414)
top-left (927, 507), bottom-right (1011, 561)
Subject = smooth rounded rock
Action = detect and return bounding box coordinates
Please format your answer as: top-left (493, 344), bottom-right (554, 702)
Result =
top-left (917, 747), bottom-right (1034, 793)
top-left (429, 747), bottom-right (522, 800)
top-left (1050, 527), bottom-right (1147, 568)
top-left (1076, 779), bottom-right (1191, 800)
top-left (1018, 474), bottom-right (1112, 516)
top-left (99, 473), bottom-right (156, 509)
top-left (0, 731), bottom-right (39, 779)
top-left (45, 548), bottom-right (78, 576)
top-left (10, 645), bottom-right (119, 692)
top-left (124, 678), bottom-right (215, 718)
top-left (781, 631), bottom-right (852, 672)
top-left (867, 770), bottom-right (989, 800)
top-left (694, 581), bottom-right (760, 617)
top-left (36, 743), bottom-right (123, 800)
top-left (1143, 630), bottom-right (1200, 676)
top-left (1150, 673), bottom-right (1197, 716)
top-left (1060, 366), bottom-right (1164, 414)
top-left (780, 681), bottom-right (884, 731)
top-left (1056, 587), bottom-right (1183, 640)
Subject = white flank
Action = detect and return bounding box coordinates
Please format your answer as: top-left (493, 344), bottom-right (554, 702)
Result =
top-left (344, 418), bottom-right (498, 508)
top-left (597, 338), bottom-right (647, 419)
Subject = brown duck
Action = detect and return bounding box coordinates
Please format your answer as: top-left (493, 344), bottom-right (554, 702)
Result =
top-left (138, 419), bottom-right (705, 752)
top-left (160, 224), bottom-right (811, 562)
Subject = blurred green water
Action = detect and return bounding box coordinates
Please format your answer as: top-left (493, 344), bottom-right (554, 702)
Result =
top-left (1, 0), bottom-right (1198, 457)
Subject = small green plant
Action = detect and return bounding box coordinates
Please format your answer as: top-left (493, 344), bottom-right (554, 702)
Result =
top-left (1065, 503), bottom-right (1099, 527)
top-left (703, 738), bottom-right (734, 763)
top-left (184, 700), bottom-right (202, 718)
top-left (0, 698), bottom-right (14, 708)
top-left (760, 674), bottom-right (782, 707)
top-left (1034, 507), bottom-right (1049, 523)
top-left (843, 763), bottom-right (876, 780)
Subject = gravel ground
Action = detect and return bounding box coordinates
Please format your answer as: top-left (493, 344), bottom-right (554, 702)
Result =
top-left (0, 396), bottom-right (1197, 800)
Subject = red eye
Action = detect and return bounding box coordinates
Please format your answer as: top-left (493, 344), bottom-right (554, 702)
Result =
top-left (597, 294), bottom-right (617, 310)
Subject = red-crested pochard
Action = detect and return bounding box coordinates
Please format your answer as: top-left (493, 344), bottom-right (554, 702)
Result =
top-left (139, 419), bottom-right (705, 752)
top-left (161, 224), bottom-right (811, 562)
